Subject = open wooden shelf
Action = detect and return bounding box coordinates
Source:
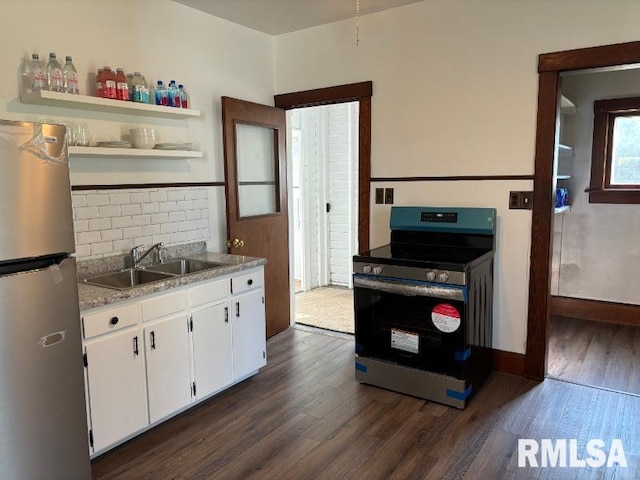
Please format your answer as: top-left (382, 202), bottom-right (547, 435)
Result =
top-left (69, 146), bottom-right (203, 159)
top-left (21, 90), bottom-right (201, 119)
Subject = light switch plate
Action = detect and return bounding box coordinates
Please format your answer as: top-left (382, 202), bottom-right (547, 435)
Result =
top-left (375, 188), bottom-right (384, 204)
top-left (384, 188), bottom-right (394, 205)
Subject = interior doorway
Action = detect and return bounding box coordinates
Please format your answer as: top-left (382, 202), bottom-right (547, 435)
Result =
top-left (526, 41), bottom-right (640, 381)
top-left (288, 103), bottom-right (359, 334)
top-left (545, 69), bottom-right (640, 395)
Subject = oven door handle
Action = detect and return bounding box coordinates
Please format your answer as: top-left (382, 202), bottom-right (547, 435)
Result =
top-left (353, 276), bottom-right (465, 301)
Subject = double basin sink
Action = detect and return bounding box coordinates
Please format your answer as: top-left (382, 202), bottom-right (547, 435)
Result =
top-left (82, 259), bottom-right (225, 290)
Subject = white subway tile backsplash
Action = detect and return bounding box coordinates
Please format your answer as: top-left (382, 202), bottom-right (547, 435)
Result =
top-left (178, 221), bottom-right (195, 232)
top-left (168, 211), bottom-right (186, 222)
top-left (121, 204), bottom-right (142, 216)
top-left (89, 218), bottom-right (111, 231)
top-left (152, 234), bottom-right (172, 245)
top-left (86, 194), bottom-right (110, 207)
top-left (78, 231), bottom-right (102, 244)
top-left (92, 242), bottom-right (114, 255)
top-left (185, 210), bottom-right (201, 220)
top-left (111, 216), bottom-right (133, 228)
top-left (177, 200), bottom-right (194, 211)
top-left (75, 207), bottom-right (99, 220)
top-left (72, 195), bottom-right (87, 208)
top-left (72, 187), bottom-right (212, 260)
top-left (130, 192), bottom-right (150, 203)
top-left (113, 239), bottom-right (134, 252)
top-left (161, 223), bottom-right (178, 234)
top-left (142, 224), bottom-right (161, 236)
top-left (98, 206), bottom-right (121, 218)
top-left (102, 229), bottom-right (123, 241)
top-left (141, 202), bottom-right (159, 214)
top-left (167, 190), bottom-right (186, 201)
top-left (171, 232), bottom-right (187, 243)
top-left (149, 191), bottom-right (168, 202)
top-left (122, 226), bottom-right (143, 239)
top-left (132, 214), bottom-right (151, 227)
top-left (159, 201), bottom-right (178, 213)
top-left (109, 193), bottom-right (131, 205)
top-left (134, 236), bottom-right (154, 247)
top-left (74, 220), bottom-right (89, 233)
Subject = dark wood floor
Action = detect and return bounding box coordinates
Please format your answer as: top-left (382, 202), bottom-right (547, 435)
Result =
top-left (92, 327), bottom-right (640, 479)
top-left (549, 315), bottom-right (640, 395)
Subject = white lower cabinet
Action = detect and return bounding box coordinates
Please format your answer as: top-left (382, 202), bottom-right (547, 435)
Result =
top-left (81, 266), bottom-right (266, 455)
top-left (231, 288), bottom-right (267, 380)
top-left (84, 328), bottom-right (148, 453)
top-left (192, 302), bottom-right (233, 399)
top-left (144, 313), bottom-right (192, 423)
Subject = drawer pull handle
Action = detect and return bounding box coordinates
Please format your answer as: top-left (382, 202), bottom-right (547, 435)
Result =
top-left (247, 279), bottom-right (253, 286)
top-left (110, 316), bottom-right (119, 325)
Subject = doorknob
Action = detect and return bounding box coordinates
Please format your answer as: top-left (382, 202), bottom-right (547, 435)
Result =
top-left (226, 238), bottom-right (245, 248)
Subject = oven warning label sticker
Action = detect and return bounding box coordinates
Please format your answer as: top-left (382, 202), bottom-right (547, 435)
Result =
top-left (432, 304), bottom-right (461, 333)
top-left (391, 329), bottom-right (419, 354)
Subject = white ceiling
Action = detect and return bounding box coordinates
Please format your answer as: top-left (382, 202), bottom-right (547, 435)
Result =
top-left (172, 0), bottom-right (423, 35)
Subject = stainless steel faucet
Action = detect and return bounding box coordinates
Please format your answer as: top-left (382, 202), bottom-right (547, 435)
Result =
top-left (131, 242), bottom-right (165, 268)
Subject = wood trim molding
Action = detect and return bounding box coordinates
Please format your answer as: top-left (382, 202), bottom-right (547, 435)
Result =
top-left (274, 82), bottom-right (373, 109)
top-left (72, 182), bottom-right (224, 191)
top-left (492, 349), bottom-right (526, 377)
top-left (539, 41), bottom-right (640, 73)
top-left (371, 175), bottom-right (534, 182)
top-left (528, 40), bottom-right (640, 382)
top-left (274, 81), bottom-right (372, 253)
top-left (550, 296), bottom-right (640, 327)
top-left (525, 71), bottom-right (560, 381)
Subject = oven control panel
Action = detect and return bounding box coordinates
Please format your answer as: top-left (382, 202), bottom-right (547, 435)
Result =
top-left (421, 212), bottom-right (458, 223)
top-left (353, 262), bottom-right (465, 286)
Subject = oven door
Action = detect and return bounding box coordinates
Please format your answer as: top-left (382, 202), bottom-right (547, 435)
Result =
top-left (354, 275), bottom-right (469, 379)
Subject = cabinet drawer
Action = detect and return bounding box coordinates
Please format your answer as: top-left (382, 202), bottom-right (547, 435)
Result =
top-left (231, 269), bottom-right (264, 295)
top-left (190, 279), bottom-right (230, 308)
top-left (82, 303), bottom-right (140, 339)
top-left (141, 290), bottom-right (186, 322)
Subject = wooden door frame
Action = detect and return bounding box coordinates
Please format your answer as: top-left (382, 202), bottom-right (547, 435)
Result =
top-left (274, 81), bottom-right (373, 253)
top-left (525, 41), bottom-right (640, 380)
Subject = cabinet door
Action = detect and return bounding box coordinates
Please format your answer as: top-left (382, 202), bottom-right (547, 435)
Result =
top-left (192, 302), bottom-right (233, 399)
top-left (85, 329), bottom-right (148, 453)
top-left (145, 314), bottom-right (192, 424)
top-left (232, 289), bottom-right (267, 380)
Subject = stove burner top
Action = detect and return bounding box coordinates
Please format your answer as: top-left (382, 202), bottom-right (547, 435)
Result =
top-left (362, 244), bottom-right (491, 265)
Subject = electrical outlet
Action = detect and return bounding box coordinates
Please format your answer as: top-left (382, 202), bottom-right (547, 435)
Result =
top-left (375, 188), bottom-right (384, 204)
top-left (384, 188), bottom-right (394, 204)
top-left (509, 191), bottom-right (534, 210)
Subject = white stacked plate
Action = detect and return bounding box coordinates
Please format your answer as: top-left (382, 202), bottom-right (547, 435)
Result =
top-left (155, 142), bottom-right (196, 151)
top-left (96, 141), bottom-right (131, 148)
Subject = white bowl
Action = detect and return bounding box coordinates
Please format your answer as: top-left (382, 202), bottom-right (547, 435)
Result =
top-left (131, 137), bottom-right (157, 149)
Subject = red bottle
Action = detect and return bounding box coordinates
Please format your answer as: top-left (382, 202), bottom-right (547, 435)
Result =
top-left (103, 66), bottom-right (117, 99)
top-left (95, 69), bottom-right (104, 98)
top-left (115, 68), bottom-right (129, 101)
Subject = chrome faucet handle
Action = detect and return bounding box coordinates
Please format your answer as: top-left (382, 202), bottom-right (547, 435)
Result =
top-left (131, 245), bottom-right (145, 266)
top-left (156, 242), bottom-right (165, 263)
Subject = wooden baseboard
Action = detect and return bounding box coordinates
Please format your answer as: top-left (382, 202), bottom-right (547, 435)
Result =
top-left (492, 349), bottom-right (526, 377)
top-left (550, 296), bottom-right (640, 326)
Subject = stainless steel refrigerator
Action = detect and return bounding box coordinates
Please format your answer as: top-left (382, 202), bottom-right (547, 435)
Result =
top-left (0, 120), bottom-right (91, 479)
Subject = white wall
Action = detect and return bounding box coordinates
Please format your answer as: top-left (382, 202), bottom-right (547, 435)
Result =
top-left (558, 70), bottom-right (640, 305)
top-left (274, 0), bottom-right (640, 354)
top-left (0, 0), bottom-right (275, 255)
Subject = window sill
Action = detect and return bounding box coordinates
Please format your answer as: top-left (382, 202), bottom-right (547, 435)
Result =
top-left (588, 189), bottom-right (640, 204)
